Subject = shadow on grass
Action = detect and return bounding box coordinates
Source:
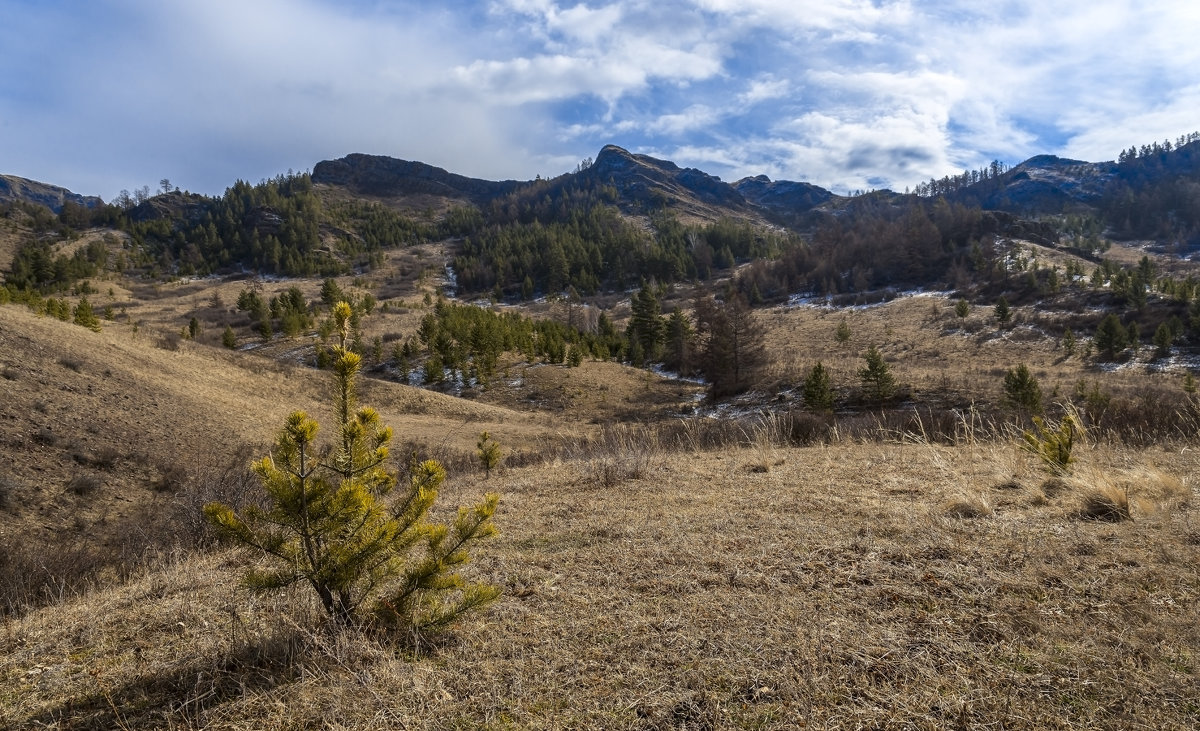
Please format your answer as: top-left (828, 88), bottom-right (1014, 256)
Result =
top-left (22, 633), bottom-right (307, 730)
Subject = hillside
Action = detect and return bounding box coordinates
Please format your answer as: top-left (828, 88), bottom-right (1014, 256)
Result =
top-left (0, 304), bottom-right (572, 554)
top-left (0, 174), bottom-right (102, 213)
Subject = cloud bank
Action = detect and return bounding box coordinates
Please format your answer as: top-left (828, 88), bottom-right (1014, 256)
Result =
top-left (0, 0), bottom-right (1197, 200)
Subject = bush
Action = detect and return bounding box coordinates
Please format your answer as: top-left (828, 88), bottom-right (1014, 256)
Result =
top-left (67, 473), bottom-right (101, 496)
top-left (1022, 413), bottom-right (1081, 475)
top-left (205, 302), bottom-right (500, 632)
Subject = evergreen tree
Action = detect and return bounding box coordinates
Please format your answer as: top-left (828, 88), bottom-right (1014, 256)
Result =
top-left (1094, 313), bottom-right (1128, 359)
top-left (662, 306), bottom-right (696, 374)
top-left (1062, 328), bottom-right (1076, 357)
top-left (626, 282), bottom-right (664, 365)
top-left (835, 318), bottom-right (852, 346)
top-left (205, 302), bottom-right (500, 630)
top-left (695, 292), bottom-right (767, 399)
top-left (476, 432), bottom-right (502, 478)
top-left (954, 299), bottom-right (970, 319)
top-left (222, 324), bottom-right (237, 349)
top-left (802, 361), bottom-right (834, 413)
top-left (994, 296), bottom-right (1011, 325)
top-left (1002, 363), bottom-right (1043, 414)
top-left (72, 296), bottom-right (101, 332)
top-left (858, 345), bottom-right (897, 402)
top-left (1153, 322), bottom-right (1174, 359)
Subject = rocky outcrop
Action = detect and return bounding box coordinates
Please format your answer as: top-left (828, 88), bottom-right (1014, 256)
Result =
top-left (733, 175), bottom-right (835, 215)
top-left (312, 153), bottom-right (523, 204)
top-left (580, 145), bottom-right (751, 211)
top-left (127, 190), bottom-right (210, 225)
top-left (0, 174), bottom-right (103, 213)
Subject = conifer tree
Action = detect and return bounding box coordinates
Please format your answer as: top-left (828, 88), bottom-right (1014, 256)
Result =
top-left (222, 324), bottom-right (237, 349)
top-left (627, 282), bottom-right (665, 365)
top-left (858, 344), bottom-right (897, 403)
top-left (205, 302), bottom-right (499, 630)
top-left (954, 299), bottom-right (970, 319)
top-left (835, 318), bottom-right (852, 346)
top-left (662, 306), bottom-right (696, 375)
top-left (1153, 322), bottom-right (1174, 359)
top-left (802, 361), bottom-right (834, 413)
top-left (72, 296), bottom-right (101, 332)
top-left (1002, 363), bottom-right (1043, 414)
top-left (994, 296), bottom-right (1011, 325)
top-left (476, 431), bottom-right (502, 478)
top-left (1094, 313), bottom-right (1128, 359)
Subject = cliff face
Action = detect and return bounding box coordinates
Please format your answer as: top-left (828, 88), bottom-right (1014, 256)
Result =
top-left (311, 153), bottom-right (523, 204)
top-left (0, 175), bottom-right (103, 213)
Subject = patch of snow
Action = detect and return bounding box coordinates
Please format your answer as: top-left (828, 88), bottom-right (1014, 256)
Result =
top-left (782, 288), bottom-right (953, 311)
top-left (647, 363), bottom-right (707, 385)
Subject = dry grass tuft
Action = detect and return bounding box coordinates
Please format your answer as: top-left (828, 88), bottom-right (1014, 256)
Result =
top-left (1079, 484), bottom-right (1132, 522)
top-left (944, 494), bottom-right (992, 519)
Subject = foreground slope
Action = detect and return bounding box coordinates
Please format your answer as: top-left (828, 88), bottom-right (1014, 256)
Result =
top-left (3, 438), bottom-right (1197, 728)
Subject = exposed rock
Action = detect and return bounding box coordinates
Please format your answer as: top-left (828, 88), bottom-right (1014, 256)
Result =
top-left (0, 174), bottom-right (103, 213)
top-left (733, 174), bottom-right (835, 214)
top-left (127, 191), bottom-right (210, 226)
top-left (580, 145), bottom-right (751, 212)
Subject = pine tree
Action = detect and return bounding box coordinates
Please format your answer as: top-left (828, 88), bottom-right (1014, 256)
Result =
top-left (662, 307), bottom-right (695, 374)
top-left (1002, 363), bottom-right (1042, 414)
top-left (835, 318), bottom-right (852, 346)
top-left (205, 302), bottom-right (500, 630)
top-left (802, 361), bottom-right (834, 413)
top-left (994, 296), bottom-right (1011, 325)
top-left (476, 431), bottom-right (502, 478)
top-left (1094, 313), bottom-right (1128, 359)
top-left (222, 324), bottom-right (237, 349)
top-left (627, 282), bottom-right (664, 365)
top-left (954, 299), bottom-right (970, 319)
top-left (1153, 322), bottom-right (1174, 359)
top-left (1062, 328), bottom-right (1076, 357)
top-left (858, 345), bottom-right (897, 403)
top-left (72, 296), bottom-right (101, 332)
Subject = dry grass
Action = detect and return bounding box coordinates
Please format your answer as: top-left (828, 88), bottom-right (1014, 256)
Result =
top-left (5, 244), bottom-right (1200, 728)
top-left (3, 440), bottom-right (1198, 729)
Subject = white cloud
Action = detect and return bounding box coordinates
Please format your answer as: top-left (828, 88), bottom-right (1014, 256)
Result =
top-left (2, 0), bottom-right (1200, 200)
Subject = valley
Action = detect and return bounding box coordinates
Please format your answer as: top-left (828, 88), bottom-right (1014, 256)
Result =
top-left (2, 138), bottom-right (1199, 728)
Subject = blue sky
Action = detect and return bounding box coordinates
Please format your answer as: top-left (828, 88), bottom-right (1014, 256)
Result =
top-left (2, 0), bottom-right (1198, 201)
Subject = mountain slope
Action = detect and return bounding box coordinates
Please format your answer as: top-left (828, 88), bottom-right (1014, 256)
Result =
top-left (0, 174), bottom-right (102, 213)
top-left (312, 153), bottom-right (525, 205)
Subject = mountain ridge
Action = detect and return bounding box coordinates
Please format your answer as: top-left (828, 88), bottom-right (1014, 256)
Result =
top-left (0, 174), bottom-right (103, 213)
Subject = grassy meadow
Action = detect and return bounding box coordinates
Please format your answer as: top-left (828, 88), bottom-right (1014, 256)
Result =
top-left (2, 241), bottom-right (1199, 729)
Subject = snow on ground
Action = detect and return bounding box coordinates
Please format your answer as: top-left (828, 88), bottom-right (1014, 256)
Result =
top-left (783, 288), bottom-right (954, 311)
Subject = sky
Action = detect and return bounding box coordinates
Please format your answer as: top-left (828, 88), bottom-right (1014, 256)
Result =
top-left (2, 0), bottom-right (1199, 202)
